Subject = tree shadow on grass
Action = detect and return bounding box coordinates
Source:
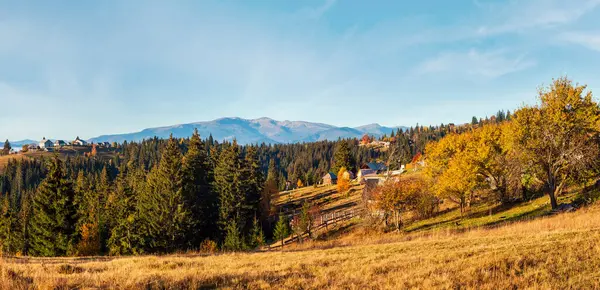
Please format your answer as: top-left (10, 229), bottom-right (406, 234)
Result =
top-left (480, 205), bottom-right (551, 229)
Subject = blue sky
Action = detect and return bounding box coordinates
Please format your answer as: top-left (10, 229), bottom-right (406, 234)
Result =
top-left (1, 0), bottom-right (600, 140)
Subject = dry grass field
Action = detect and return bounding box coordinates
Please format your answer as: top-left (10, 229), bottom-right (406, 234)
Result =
top-left (3, 200), bottom-right (600, 289)
top-left (0, 148), bottom-right (119, 173)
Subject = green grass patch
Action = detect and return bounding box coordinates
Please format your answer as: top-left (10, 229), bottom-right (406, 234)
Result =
top-left (404, 192), bottom-right (578, 233)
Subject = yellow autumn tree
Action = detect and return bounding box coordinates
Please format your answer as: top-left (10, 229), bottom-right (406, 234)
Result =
top-left (337, 167), bottom-right (350, 193)
top-left (297, 179), bottom-right (304, 188)
top-left (425, 132), bottom-right (483, 215)
top-left (374, 176), bottom-right (427, 230)
top-left (511, 77), bottom-right (600, 209)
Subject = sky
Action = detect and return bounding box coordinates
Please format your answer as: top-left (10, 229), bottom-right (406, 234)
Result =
top-left (1, 0), bottom-right (600, 141)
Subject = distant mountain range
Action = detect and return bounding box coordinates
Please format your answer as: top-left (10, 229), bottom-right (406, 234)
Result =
top-left (5, 139), bottom-right (37, 148)
top-left (85, 117), bottom-right (406, 145)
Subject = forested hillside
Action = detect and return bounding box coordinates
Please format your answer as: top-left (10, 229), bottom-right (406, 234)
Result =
top-left (0, 120), bottom-right (461, 256)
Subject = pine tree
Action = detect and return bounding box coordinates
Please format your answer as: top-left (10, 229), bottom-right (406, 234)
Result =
top-left (2, 139), bottom-right (10, 155)
top-left (107, 168), bottom-right (143, 255)
top-left (261, 159), bottom-right (278, 222)
top-left (182, 128), bottom-right (216, 246)
top-left (138, 135), bottom-right (190, 253)
top-left (331, 141), bottom-right (353, 174)
top-left (273, 213), bottom-right (290, 249)
top-left (241, 146), bottom-right (263, 233)
top-left (214, 141), bottom-right (245, 240)
top-left (223, 218), bottom-right (243, 251)
top-left (471, 116), bottom-right (478, 125)
top-left (29, 158), bottom-right (78, 257)
top-left (0, 196), bottom-right (19, 254)
top-left (298, 200), bottom-right (314, 238)
top-left (249, 215), bottom-right (265, 249)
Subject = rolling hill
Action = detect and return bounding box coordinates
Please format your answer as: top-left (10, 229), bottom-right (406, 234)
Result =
top-left (88, 117), bottom-right (406, 144)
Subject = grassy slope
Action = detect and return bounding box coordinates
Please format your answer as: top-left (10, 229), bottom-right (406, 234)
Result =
top-left (2, 170), bottom-right (597, 288)
top-left (0, 147), bottom-right (118, 173)
top-left (3, 202), bottom-right (600, 289)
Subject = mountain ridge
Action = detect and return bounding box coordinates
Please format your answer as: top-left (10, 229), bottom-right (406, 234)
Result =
top-left (88, 117), bottom-right (406, 145)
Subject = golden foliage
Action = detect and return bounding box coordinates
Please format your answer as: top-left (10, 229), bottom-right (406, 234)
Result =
top-left (75, 222), bottom-right (101, 257)
top-left (336, 167), bottom-right (350, 193)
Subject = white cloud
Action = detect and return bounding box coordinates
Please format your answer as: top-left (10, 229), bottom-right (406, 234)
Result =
top-left (306, 0), bottom-right (336, 19)
top-left (475, 0), bottom-right (600, 35)
top-left (417, 49), bottom-right (536, 78)
top-left (560, 31), bottom-right (600, 51)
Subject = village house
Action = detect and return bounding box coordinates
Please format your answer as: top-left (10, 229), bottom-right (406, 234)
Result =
top-left (322, 172), bottom-right (337, 185)
top-left (357, 168), bottom-right (377, 180)
top-left (39, 137), bottom-right (53, 150)
top-left (72, 136), bottom-right (88, 146)
top-left (54, 140), bottom-right (67, 147)
top-left (361, 162), bottom-right (388, 174)
top-left (342, 170), bottom-right (355, 180)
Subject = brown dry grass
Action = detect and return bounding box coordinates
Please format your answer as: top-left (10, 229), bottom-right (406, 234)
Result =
top-left (3, 203), bottom-right (600, 289)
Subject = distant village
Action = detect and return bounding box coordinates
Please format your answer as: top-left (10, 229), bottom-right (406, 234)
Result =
top-left (35, 136), bottom-right (114, 151)
top-left (3, 137), bottom-right (114, 155)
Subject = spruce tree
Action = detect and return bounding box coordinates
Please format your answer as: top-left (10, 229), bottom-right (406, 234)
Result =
top-left (223, 218), bottom-right (243, 251)
top-left (108, 167), bottom-right (143, 255)
top-left (29, 158), bottom-right (77, 257)
top-left (261, 159), bottom-right (278, 223)
top-left (2, 139), bottom-right (10, 155)
top-left (249, 215), bottom-right (265, 249)
top-left (138, 135), bottom-right (190, 253)
top-left (214, 141), bottom-right (245, 240)
top-left (331, 141), bottom-right (353, 174)
top-left (182, 128), bottom-right (216, 246)
top-left (0, 196), bottom-right (19, 254)
top-left (273, 213), bottom-right (290, 249)
top-left (241, 146), bottom-right (263, 233)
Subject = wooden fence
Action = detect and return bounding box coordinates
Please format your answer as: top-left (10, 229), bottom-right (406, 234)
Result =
top-left (268, 207), bottom-right (364, 249)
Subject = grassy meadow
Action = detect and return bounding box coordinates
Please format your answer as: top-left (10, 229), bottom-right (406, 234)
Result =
top-left (3, 193), bottom-right (600, 289)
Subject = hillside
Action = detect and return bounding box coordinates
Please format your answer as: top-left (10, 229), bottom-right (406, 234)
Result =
top-left (3, 199), bottom-right (600, 289)
top-left (0, 147), bottom-right (119, 173)
top-left (87, 117), bottom-right (405, 144)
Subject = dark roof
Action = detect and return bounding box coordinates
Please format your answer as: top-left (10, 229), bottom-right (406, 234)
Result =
top-left (323, 172), bottom-right (337, 179)
top-left (362, 162), bottom-right (387, 171)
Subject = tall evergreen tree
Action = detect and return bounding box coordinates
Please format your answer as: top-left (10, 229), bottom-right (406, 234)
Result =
top-left (331, 141), bottom-right (353, 174)
top-left (273, 213), bottom-right (291, 249)
top-left (107, 167), bottom-right (143, 255)
top-left (29, 158), bottom-right (77, 257)
top-left (214, 141), bottom-right (245, 240)
top-left (2, 139), bottom-right (10, 155)
top-left (137, 135), bottom-right (190, 252)
top-left (261, 159), bottom-right (278, 223)
top-left (182, 129), bottom-right (217, 246)
top-left (241, 146), bottom-right (263, 233)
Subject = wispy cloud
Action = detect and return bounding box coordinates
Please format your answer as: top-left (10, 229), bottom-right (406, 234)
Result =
top-left (560, 31), bottom-right (600, 52)
top-left (307, 0), bottom-right (336, 19)
top-left (475, 0), bottom-right (600, 35)
top-left (417, 49), bottom-right (536, 78)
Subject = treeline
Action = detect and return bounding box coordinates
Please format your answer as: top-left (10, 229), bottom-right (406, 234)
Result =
top-left (371, 77), bottom-right (600, 230)
top-left (0, 133), bottom-right (392, 256)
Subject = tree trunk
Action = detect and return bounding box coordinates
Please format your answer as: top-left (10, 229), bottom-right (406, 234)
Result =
top-left (548, 190), bottom-right (558, 209)
top-left (394, 211), bottom-right (400, 231)
top-left (547, 172), bottom-right (559, 209)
